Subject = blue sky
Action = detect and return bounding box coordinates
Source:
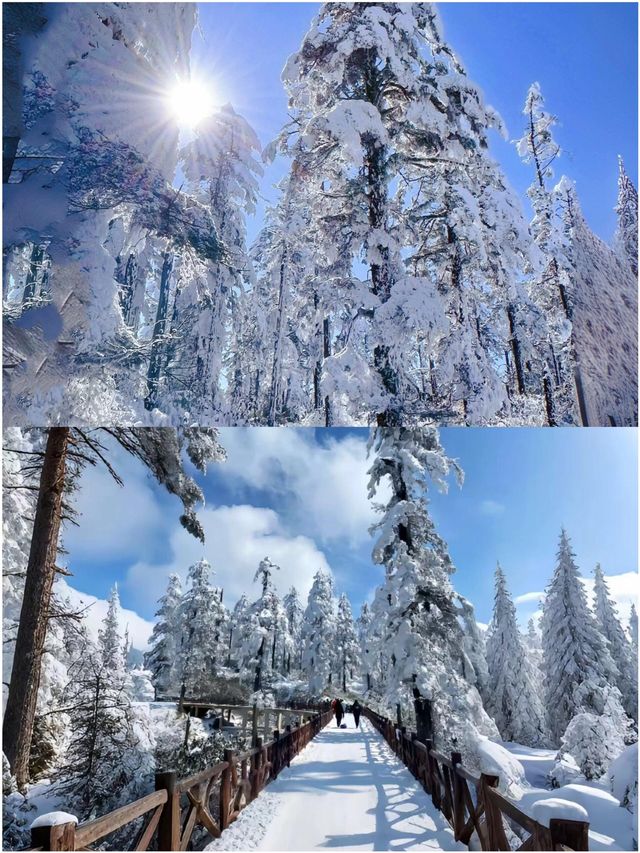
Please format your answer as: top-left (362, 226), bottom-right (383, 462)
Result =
top-left (191, 2), bottom-right (637, 244)
top-left (63, 427), bottom-right (638, 646)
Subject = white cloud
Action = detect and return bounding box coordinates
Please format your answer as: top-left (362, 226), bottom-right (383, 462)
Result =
top-left (217, 428), bottom-right (383, 546)
top-left (479, 499), bottom-right (505, 516)
top-left (124, 504), bottom-right (331, 612)
top-left (514, 591), bottom-right (545, 606)
top-left (55, 577), bottom-right (154, 650)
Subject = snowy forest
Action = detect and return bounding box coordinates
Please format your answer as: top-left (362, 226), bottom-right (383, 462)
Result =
top-left (2, 425), bottom-right (638, 850)
top-left (3, 2), bottom-right (638, 428)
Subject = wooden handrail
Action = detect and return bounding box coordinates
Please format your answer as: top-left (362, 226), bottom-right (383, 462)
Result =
top-left (28, 707), bottom-right (333, 852)
top-left (362, 706), bottom-right (589, 852)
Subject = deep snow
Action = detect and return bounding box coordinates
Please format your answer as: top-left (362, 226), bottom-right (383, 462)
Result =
top-left (205, 715), bottom-right (463, 851)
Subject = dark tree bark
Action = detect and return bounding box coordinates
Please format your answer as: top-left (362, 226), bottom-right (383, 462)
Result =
top-left (144, 251), bottom-right (174, 411)
top-left (3, 427), bottom-right (70, 789)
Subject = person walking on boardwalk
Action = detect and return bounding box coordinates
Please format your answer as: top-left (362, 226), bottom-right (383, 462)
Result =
top-left (333, 698), bottom-right (344, 727)
top-left (352, 699), bottom-right (362, 729)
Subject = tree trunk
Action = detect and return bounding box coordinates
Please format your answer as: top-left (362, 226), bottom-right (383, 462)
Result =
top-left (268, 246), bottom-right (288, 426)
top-left (22, 244), bottom-right (45, 304)
top-left (144, 251), bottom-right (174, 411)
top-left (3, 427), bottom-right (70, 789)
top-left (507, 304), bottom-right (526, 395)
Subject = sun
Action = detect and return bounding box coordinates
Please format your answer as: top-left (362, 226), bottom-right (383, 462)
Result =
top-left (167, 78), bottom-right (215, 129)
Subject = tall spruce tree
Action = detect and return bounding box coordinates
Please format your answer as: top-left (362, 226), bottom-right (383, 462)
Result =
top-left (301, 570), bottom-right (337, 695)
top-left (145, 574), bottom-right (183, 698)
top-left (367, 427), bottom-right (497, 756)
top-left (485, 564), bottom-right (547, 746)
top-left (278, 2), bottom-right (541, 426)
top-left (593, 564), bottom-right (638, 722)
top-left (541, 530), bottom-right (629, 745)
top-left (335, 594), bottom-right (360, 691)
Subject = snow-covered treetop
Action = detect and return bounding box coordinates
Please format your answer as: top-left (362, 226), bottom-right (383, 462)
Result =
top-left (515, 81), bottom-right (561, 187)
top-left (254, 557), bottom-right (280, 596)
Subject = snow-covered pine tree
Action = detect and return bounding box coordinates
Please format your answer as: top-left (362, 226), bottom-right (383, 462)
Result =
top-left (301, 570), bottom-right (337, 695)
top-left (175, 559), bottom-right (226, 699)
top-left (368, 426), bottom-right (498, 757)
top-left (283, 587), bottom-right (305, 673)
top-left (99, 585), bottom-right (128, 674)
top-left (630, 604), bottom-right (639, 649)
top-left (614, 156), bottom-right (638, 277)
top-left (515, 82), bottom-right (581, 426)
top-left (553, 176), bottom-right (638, 426)
top-left (485, 564), bottom-right (547, 746)
top-left (145, 573), bottom-right (183, 699)
top-left (278, 2), bottom-right (540, 426)
top-left (593, 564), bottom-right (638, 722)
top-left (176, 104), bottom-right (263, 419)
top-left (227, 593), bottom-right (250, 668)
top-left (455, 594), bottom-right (490, 707)
top-left (524, 617), bottom-right (544, 675)
top-left (55, 611), bottom-right (153, 821)
top-left (356, 602), bottom-right (374, 692)
top-left (335, 594), bottom-right (360, 691)
top-left (541, 530), bottom-right (631, 745)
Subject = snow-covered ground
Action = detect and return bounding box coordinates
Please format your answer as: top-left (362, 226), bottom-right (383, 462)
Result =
top-left (502, 742), bottom-right (636, 851)
top-left (206, 715), bottom-right (463, 851)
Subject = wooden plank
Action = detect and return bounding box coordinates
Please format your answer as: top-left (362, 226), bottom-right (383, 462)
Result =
top-left (133, 804), bottom-right (163, 852)
top-left (75, 790), bottom-right (168, 847)
top-left (179, 806), bottom-right (198, 852)
top-left (485, 787), bottom-right (538, 833)
top-left (177, 761), bottom-right (227, 793)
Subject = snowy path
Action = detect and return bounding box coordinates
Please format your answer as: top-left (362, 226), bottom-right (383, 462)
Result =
top-left (206, 715), bottom-right (463, 851)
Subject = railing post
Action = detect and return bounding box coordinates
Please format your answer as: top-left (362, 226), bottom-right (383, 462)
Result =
top-left (285, 724), bottom-right (292, 767)
top-left (251, 702), bottom-right (259, 746)
top-left (450, 751), bottom-right (464, 841)
top-left (273, 730), bottom-right (280, 778)
top-left (156, 770), bottom-right (180, 851)
top-left (549, 819), bottom-right (590, 851)
top-left (252, 736), bottom-right (263, 799)
top-left (400, 725), bottom-right (407, 765)
top-left (30, 815), bottom-right (77, 851)
top-left (480, 773), bottom-right (509, 851)
top-left (425, 739), bottom-right (436, 801)
top-left (220, 750), bottom-right (234, 830)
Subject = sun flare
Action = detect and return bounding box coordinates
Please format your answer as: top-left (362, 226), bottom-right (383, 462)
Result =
top-left (167, 78), bottom-right (215, 128)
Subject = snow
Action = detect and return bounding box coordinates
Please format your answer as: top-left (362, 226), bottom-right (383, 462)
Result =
top-left (502, 742), bottom-right (637, 851)
top-left (206, 716), bottom-right (463, 851)
top-left (477, 738), bottom-right (528, 797)
top-left (531, 798), bottom-right (589, 827)
top-left (30, 812), bottom-right (78, 828)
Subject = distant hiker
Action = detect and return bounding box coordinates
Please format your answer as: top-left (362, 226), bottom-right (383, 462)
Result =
top-left (333, 698), bottom-right (344, 727)
top-left (352, 700), bottom-right (362, 729)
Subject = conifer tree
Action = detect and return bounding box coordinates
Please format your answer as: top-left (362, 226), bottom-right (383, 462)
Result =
top-left (541, 530), bottom-right (630, 745)
top-left (145, 573), bottom-right (183, 698)
top-left (456, 594), bottom-right (490, 706)
top-left (614, 156), bottom-right (638, 277)
top-left (356, 602), bottom-right (374, 692)
top-left (335, 594), bottom-right (360, 691)
top-left (485, 564), bottom-right (547, 746)
top-left (176, 559), bottom-right (226, 698)
top-left (283, 587), bottom-right (305, 672)
top-left (593, 564), bottom-right (638, 722)
top-left (301, 570), bottom-right (337, 695)
top-left (630, 604), bottom-right (638, 649)
top-left (368, 427), bottom-right (497, 755)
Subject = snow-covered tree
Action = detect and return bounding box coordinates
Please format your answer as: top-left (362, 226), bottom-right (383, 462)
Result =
top-left (301, 570), bottom-right (337, 695)
top-left (523, 617), bottom-right (544, 675)
top-left (559, 712), bottom-right (625, 781)
top-left (54, 617), bottom-right (153, 821)
top-left (283, 587), bottom-right (305, 673)
top-left (630, 604), bottom-right (639, 649)
top-left (593, 564), bottom-right (638, 722)
top-left (238, 559), bottom-right (289, 690)
top-left (227, 593), bottom-right (250, 668)
top-left (515, 82), bottom-right (580, 426)
top-left (145, 573), bottom-right (183, 698)
top-left (335, 594), bottom-right (360, 691)
top-left (541, 530), bottom-right (630, 745)
top-left (368, 427), bottom-right (498, 756)
top-left (357, 602), bottom-right (374, 691)
top-left (99, 586), bottom-right (127, 675)
top-left (455, 594), bottom-right (490, 706)
top-left (277, 2), bottom-right (543, 426)
top-left (175, 559), bottom-right (227, 698)
top-left (485, 564), bottom-right (547, 746)
top-left (614, 156), bottom-right (638, 277)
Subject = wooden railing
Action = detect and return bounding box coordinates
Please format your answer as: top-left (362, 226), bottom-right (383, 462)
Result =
top-left (29, 709), bottom-right (333, 852)
top-left (176, 700), bottom-right (324, 741)
top-left (364, 707), bottom-right (590, 852)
